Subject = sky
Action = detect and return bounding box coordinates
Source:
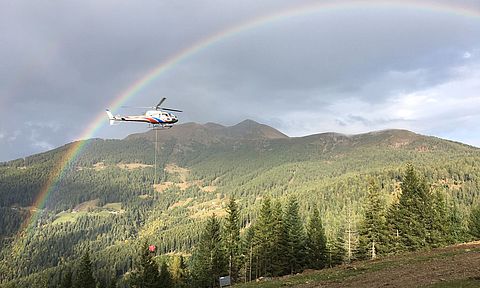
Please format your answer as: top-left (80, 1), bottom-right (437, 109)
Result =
top-left (1, 0), bottom-right (480, 161)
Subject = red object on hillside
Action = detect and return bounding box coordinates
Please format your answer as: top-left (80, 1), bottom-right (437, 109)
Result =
top-left (149, 245), bottom-right (156, 252)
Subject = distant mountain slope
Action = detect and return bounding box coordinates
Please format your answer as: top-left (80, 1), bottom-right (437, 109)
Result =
top-left (1, 120), bottom-right (479, 284)
top-left (126, 119), bottom-right (288, 144)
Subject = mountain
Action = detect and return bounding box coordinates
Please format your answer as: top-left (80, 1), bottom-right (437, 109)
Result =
top-left (126, 119), bottom-right (288, 144)
top-left (0, 120), bottom-right (479, 286)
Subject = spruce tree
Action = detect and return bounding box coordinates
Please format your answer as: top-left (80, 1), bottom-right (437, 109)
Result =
top-left (387, 202), bottom-right (403, 253)
top-left (170, 255), bottom-right (187, 287)
top-left (60, 266), bottom-right (73, 288)
top-left (329, 230), bottom-right (346, 267)
top-left (107, 275), bottom-right (117, 288)
top-left (158, 261), bottom-right (173, 288)
top-left (74, 252), bottom-right (96, 288)
top-left (253, 196), bottom-right (274, 277)
top-left (305, 205), bottom-right (328, 269)
top-left (191, 214), bottom-right (227, 287)
top-left (271, 200), bottom-right (288, 276)
top-left (284, 197), bottom-right (306, 274)
top-left (129, 242), bottom-right (161, 288)
top-left (468, 204), bottom-right (480, 239)
top-left (357, 180), bottom-right (389, 259)
top-left (388, 164), bottom-right (432, 251)
top-left (428, 190), bottom-right (450, 247)
top-left (449, 201), bottom-right (467, 243)
top-left (223, 197), bottom-right (241, 283)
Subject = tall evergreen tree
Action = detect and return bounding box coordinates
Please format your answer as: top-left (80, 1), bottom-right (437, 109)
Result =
top-left (468, 204), bottom-right (480, 239)
top-left (428, 190), bottom-right (450, 247)
top-left (107, 275), bottom-right (117, 288)
top-left (387, 164), bottom-right (432, 251)
top-left (74, 252), bottom-right (96, 288)
top-left (223, 197), bottom-right (241, 283)
top-left (284, 197), bottom-right (306, 274)
top-left (305, 205), bottom-right (328, 269)
top-left (170, 255), bottom-right (187, 287)
top-left (158, 261), bottom-right (173, 288)
top-left (271, 200), bottom-right (288, 276)
top-left (449, 201), bottom-right (467, 243)
top-left (60, 266), bottom-right (73, 288)
top-left (328, 230), bottom-right (346, 267)
top-left (129, 242), bottom-right (161, 288)
top-left (253, 196), bottom-right (274, 277)
top-left (357, 180), bottom-right (389, 259)
top-left (191, 214), bottom-right (227, 288)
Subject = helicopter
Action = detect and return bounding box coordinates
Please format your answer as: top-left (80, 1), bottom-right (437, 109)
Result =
top-left (106, 97), bottom-right (182, 129)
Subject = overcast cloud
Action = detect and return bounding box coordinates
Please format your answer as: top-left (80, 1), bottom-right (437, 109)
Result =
top-left (1, 0), bottom-right (480, 161)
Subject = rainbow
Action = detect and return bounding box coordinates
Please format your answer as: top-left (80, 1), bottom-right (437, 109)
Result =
top-left (19, 0), bottom-right (480, 237)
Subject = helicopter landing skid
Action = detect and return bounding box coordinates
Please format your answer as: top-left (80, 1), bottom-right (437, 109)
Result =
top-left (150, 124), bottom-right (173, 130)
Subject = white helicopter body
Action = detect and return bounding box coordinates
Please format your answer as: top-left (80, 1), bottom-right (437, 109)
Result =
top-left (106, 98), bottom-right (181, 128)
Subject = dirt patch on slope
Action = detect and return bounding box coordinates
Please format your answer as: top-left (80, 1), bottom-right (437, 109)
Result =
top-left (117, 163), bottom-right (153, 170)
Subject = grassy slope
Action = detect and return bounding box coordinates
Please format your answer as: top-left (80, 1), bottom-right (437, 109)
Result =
top-left (236, 241), bottom-right (480, 288)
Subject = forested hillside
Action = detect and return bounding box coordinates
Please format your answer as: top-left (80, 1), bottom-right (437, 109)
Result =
top-left (1, 120), bottom-right (479, 287)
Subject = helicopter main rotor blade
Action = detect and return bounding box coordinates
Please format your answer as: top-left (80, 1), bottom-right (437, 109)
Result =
top-left (156, 97), bottom-right (166, 110)
top-left (121, 106), bottom-right (155, 109)
top-left (161, 108), bottom-right (183, 112)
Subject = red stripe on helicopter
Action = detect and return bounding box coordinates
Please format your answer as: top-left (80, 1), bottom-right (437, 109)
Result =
top-left (146, 117), bottom-right (159, 123)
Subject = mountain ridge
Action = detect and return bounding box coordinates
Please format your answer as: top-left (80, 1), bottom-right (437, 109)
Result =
top-left (121, 120), bottom-right (477, 153)
top-left (2, 120), bottom-right (476, 166)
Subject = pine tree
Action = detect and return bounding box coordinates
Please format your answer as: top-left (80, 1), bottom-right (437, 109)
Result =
top-left (449, 201), bottom-right (467, 243)
top-left (305, 205), bottom-right (328, 269)
top-left (74, 252), bottom-right (96, 288)
top-left (270, 200), bottom-right (288, 276)
top-left (468, 204), bottom-right (480, 239)
top-left (387, 164), bottom-right (432, 251)
top-left (129, 242), bottom-right (161, 288)
top-left (428, 189), bottom-right (450, 247)
top-left (328, 230), bottom-right (346, 267)
top-left (284, 197), bottom-right (306, 274)
top-left (158, 261), bottom-right (173, 288)
top-left (107, 275), bottom-right (117, 288)
top-left (170, 255), bottom-right (187, 287)
top-left (60, 266), bottom-right (73, 288)
top-left (253, 196), bottom-right (274, 277)
top-left (191, 214), bottom-right (227, 287)
top-left (223, 197), bottom-right (241, 283)
top-left (357, 180), bottom-right (389, 259)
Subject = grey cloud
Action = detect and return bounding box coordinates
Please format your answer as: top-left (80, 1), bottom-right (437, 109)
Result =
top-left (1, 0), bottom-right (480, 160)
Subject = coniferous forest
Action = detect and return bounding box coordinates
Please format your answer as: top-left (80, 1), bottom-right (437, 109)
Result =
top-left (1, 122), bottom-right (480, 287)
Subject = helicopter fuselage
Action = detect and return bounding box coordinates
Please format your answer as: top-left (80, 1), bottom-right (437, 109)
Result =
top-left (106, 110), bottom-right (178, 126)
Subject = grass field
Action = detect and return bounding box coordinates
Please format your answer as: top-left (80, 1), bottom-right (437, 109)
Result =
top-left (235, 241), bottom-right (480, 288)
